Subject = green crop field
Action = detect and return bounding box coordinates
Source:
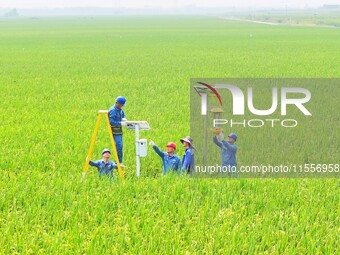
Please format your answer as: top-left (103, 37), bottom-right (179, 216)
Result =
top-left (0, 16), bottom-right (339, 254)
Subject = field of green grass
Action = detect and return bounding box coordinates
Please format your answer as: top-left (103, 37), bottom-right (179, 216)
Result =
top-left (0, 16), bottom-right (339, 254)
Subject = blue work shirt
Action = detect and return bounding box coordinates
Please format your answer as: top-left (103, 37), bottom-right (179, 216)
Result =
top-left (182, 147), bottom-right (195, 173)
top-left (153, 145), bottom-right (181, 175)
top-left (213, 137), bottom-right (238, 167)
top-left (89, 160), bottom-right (117, 178)
top-left (108, 105), bottom-right (126, 134)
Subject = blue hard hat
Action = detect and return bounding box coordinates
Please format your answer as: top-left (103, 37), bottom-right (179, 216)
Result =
top-left (228, 133), bottom-right (237, 141)
top-left (102, 148), bottom-right (111, 155)
top-left (116, 96), bottom-right (126, 106)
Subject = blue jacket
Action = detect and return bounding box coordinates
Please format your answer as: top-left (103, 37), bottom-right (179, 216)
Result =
top-left (182, 147), bottom-right (195, 173)
top-left (153, 145), bottom-right (181, 175)
top-left (108, 105), bottom-right (126, 135)
top-left (89, 160), bottom-right (117, 177)
top-left (213, 137), bottom-right (238, 167)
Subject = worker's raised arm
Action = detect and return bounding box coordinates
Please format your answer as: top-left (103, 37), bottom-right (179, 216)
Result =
top-left (152, 145), bottom-right (166, 158)
top-left (213, 136), bottom-right (222, 148)
top-left (89, 160), bottom-right (99, 167)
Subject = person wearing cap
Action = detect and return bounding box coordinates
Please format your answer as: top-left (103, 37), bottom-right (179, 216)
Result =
top-left (149, 140), bottom-right (181, 176)
top-left (108, 96), bottom-right (127, 166)
top-left (213, 132), bottom-right (238, 177)
top-left (180, 136), bottom-right (195, 174)
top-left (89, 148), bottom-right (117, 179)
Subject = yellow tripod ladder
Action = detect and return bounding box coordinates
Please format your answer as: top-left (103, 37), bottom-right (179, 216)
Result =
top-left (82, 110), bottom-right (125, 182)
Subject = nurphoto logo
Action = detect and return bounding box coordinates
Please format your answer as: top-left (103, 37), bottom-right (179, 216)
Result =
top-left (196, 81), bottom-right (312, 128)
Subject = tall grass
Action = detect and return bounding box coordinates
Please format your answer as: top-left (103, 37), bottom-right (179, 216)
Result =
top-left (0, 16), bottom-right (339, 254)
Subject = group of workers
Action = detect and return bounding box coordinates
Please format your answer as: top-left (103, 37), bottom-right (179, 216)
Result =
top-left (149, 136), bottom-right (195, 176)
top-left (88, 96), bottom-right (238, 179)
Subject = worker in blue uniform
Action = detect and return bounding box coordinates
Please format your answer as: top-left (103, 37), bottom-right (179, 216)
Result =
top-left (180, 136), bottom-right (195, 174)
top-left (108, 96), bottom-right (127, 167)
top-left (213, 132), bottom-right (238, 177)
top-left (89, 148), bottom-right (117, 179)
top-left (150, 140), bottom-right (181, 175)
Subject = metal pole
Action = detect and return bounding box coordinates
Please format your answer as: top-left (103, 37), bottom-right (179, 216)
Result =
top-left (203, 113), bottom-right (208, 167)
top-left (135, 124), bottom-right (140, 177)
top-left (203, 94), bottom-right (209, 167)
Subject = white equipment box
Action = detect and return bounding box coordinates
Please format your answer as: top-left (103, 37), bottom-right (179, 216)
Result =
top-left (125, 121), bottom-right (151, 177)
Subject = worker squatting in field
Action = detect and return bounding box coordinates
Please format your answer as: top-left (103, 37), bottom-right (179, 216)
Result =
top-left (89, 148), bottom-right (117, 179)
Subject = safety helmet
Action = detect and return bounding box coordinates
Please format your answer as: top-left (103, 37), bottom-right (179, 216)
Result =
top-left (102, 148), bottom-right (111, 155)
top-left (228, 133), bottom-right (238, 141)
top-left (116, 96), bottom-right (126, 106)
top-left (166, 142), bottom-right (177, 150)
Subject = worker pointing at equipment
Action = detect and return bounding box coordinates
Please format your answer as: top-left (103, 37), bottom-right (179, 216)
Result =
top-left (89, 148), bottom-right (117, 179)
top-left (213, 132), bottom-right (238, 177)
top-left (149, 140), bottom-right (181, 175)
top-left (109, 96), bottom-right (127, 167)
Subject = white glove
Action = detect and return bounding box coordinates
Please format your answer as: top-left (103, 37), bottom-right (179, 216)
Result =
top-left (149, 140), bottom-right (155, 146)
top-left (218, 132), bottom-right (225, 141)
top-left (122, 118), bottom-right (127, 121)
top-left (121, 121), bottom-right (127, 126)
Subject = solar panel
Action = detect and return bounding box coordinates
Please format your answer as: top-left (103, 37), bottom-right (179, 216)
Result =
top-left (126, 121), bottom-right (151, 130)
